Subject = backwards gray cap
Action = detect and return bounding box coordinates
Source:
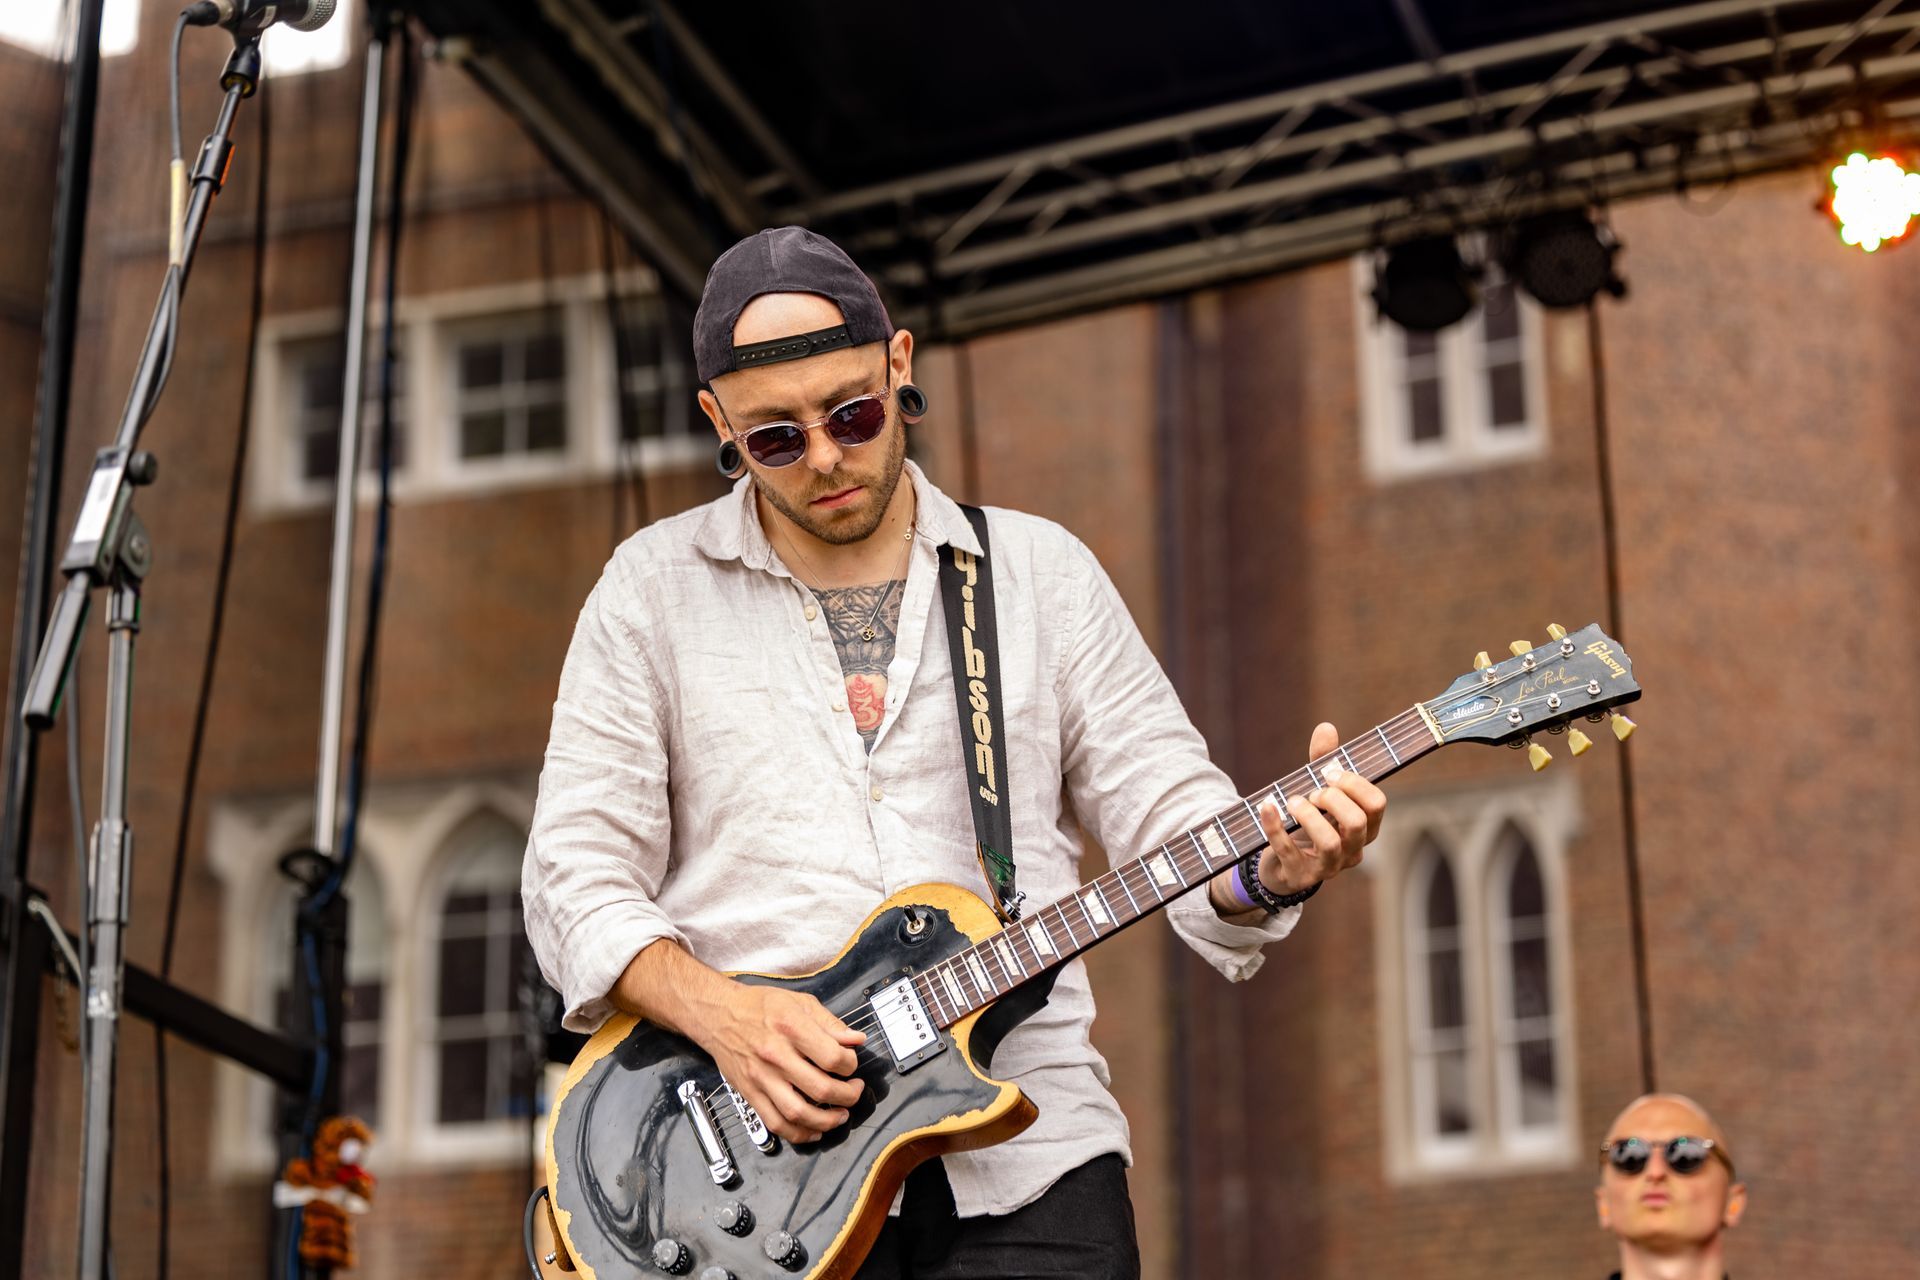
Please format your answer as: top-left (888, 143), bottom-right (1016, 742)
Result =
top-left (692, 226), bottom-right (894, 385)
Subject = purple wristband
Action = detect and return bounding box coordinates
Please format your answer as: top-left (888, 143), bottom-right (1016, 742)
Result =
top-left (1228, 860), bottom-right (1261, 911)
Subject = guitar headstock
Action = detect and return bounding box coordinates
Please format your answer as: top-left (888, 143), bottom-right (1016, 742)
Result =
top-left (1423, 623), bottom-right (1641, 770)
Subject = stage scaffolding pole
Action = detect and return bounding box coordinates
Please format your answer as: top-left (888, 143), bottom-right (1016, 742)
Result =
top-left (0, 2), bottom-right (105, 1275)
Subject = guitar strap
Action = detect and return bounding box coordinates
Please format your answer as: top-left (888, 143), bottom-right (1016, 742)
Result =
top-left (938, 504), bottom-right (1021, 923)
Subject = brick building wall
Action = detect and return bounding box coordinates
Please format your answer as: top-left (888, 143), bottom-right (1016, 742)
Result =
top-left (2, 12), bottom-right (1917, 1280)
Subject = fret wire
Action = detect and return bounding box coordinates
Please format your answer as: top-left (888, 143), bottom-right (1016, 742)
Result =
top-left (1122, 863), bottom-right (1151, 914)
top-left (952, 951), bottom-right (979, 1005)
top-left (1338, 745), bottom-right (1359, 774)
top-left (998, 933), bottom-right (1028, 979)
top-left (1137, 854), bottom-right (1168, 902)
top-left (1053, 901), bottom-right (1081, 950)
top-left (1184, 830), bottom-right (1211, 877)
top-left (983, 939), bottom-right (1012, 991)
top-left (931, 970), bottom-right (957, 1023)
top-left (1169, 840), bottom-right (1193, 887)
top-left (1111, 867), bottom-right (1143, 917)
top-left (917, 972), bottom-right (947, 1025)
top-left (1090, 884), bottom-right (1115, 927)
top-left (1075, 891), bottom-right (1100, 939)
top-left (936, 959), bottom-right (967, 1020)
top-left (1214, 816), bottom-right (1240, 858)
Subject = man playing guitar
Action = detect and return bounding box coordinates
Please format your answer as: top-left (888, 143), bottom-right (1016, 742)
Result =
top-left (523, 226), bottom-right (1387, 1277)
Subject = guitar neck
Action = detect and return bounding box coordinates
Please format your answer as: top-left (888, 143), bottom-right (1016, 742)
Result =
top-left (911, 707), bottom-right (1443, 1029)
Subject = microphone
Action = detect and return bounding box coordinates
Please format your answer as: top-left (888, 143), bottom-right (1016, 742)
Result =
top-left (183, 0), bottom-right (339, 35)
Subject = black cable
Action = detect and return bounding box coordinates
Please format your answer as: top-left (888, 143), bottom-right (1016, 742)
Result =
top-left (1586, 300), bottom-right (1656, 1094)
top-left (65, 668), bottom-right (86, 1065)
top-left (151, 53), bottom-right (272, 1280)
top-left (522, 1184), bottom-right (551, 1279)
top-left (169, 11), bottom-right (186, 168)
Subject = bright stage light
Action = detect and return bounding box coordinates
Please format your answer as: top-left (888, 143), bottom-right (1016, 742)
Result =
top-left (1828, 152), bottom-right (1920, 252)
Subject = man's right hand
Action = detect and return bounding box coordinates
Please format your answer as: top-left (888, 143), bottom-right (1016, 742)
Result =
top-left (699, 984), bottom-right (867, 1145)
top-left (610, 939), bottom-right (866, 1145)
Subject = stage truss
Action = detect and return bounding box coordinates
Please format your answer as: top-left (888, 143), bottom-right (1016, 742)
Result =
top-left (419, 0), bottom-right (1920, 335)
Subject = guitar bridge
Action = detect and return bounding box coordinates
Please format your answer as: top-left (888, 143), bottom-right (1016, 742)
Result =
top-left (721, 1080), bottom-right (776, 1152)
top-left (676, 1079), bottom-right (736, 1186)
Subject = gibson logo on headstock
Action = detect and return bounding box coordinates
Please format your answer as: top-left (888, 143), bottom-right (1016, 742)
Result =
top-left (1585, 639), bottom-right (1629, 680)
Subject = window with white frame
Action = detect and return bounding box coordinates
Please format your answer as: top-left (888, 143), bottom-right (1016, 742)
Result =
top-left (280, 333), bottom-right (409, 487)
top-left (1371, 779), bottom-right (1579, 1179)
top-left (1489, 824), bottom-right (1560, 1143)
top-left (263, 866), bottom-right (388, 1126)
top-left (1354, 254), bottom-right (1547, 481)
top-left (427, 814), bottom-right (536, 1129)
top-left (1406, 838), bottom-right (1473, 1157)
top-left (448, 309), bottom-right (569, 463)
top-left (254, 278), bottom-right (709, 512)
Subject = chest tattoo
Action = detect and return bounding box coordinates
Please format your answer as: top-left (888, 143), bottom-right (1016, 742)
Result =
top-left (816, 579), bottom-right (906, 750)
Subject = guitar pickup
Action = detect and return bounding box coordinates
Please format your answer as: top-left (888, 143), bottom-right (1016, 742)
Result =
top-left (865, 970), bottom-right (945, 1073)
top-left (677, 1079), bottom-right (737, 1186)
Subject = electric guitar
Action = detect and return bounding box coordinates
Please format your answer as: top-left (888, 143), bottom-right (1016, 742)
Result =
top-left (541, 624), bottom-right (1641, 1279)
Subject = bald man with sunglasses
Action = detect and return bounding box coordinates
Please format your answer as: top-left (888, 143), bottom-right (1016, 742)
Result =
top-left (1597, 1094), bottom-right (1748, 1280)
top-left (522, 227), bottom-right (1388, 1277)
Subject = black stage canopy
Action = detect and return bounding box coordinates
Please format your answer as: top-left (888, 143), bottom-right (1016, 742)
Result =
top-left (410, 0), bottom-right (1920, 335)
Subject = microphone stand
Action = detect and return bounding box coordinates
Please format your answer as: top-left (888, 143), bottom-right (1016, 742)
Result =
top-left (17, 36), bottom-right (264, 1280)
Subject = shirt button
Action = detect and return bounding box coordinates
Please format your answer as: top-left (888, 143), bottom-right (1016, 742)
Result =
top-left (870, 785), bottom-right (884, 803)
top-left (804, 604), bottom-right (818, 621)
top-left (832, 701), bottom-right (846, 713)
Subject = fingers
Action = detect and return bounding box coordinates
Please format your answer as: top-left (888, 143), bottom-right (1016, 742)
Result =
top-left (1308, 720), bottom-right (1339, 759)
top-left (731, 991), bottom-right (868, 1144)
top-left (758, 1076), bottom-right (852, 1144)
top-left (797, 1000), bottom-right (865, 1078)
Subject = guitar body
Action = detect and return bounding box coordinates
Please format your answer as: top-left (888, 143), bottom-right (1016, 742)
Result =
top-left (545, 883), bottom-right (1055, 1280)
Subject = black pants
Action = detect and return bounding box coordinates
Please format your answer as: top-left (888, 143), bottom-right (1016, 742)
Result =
top-left (855, 1153), bottom-right (1141, 1280)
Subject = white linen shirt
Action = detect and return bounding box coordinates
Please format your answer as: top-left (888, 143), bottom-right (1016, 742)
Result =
top-left (523, 460), bottom-right (1300, 1217)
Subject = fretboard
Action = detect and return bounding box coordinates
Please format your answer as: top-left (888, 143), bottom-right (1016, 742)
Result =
top-left (904, 707), bottom-right (1440, 1029)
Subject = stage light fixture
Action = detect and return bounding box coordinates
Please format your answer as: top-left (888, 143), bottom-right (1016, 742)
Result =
top-left (1505, 210), bottom-right (1625, 309)
top-left (1827, 151), bottom-right (1920, 252)
top-left (1371, 236), bottom-right (1479, 333)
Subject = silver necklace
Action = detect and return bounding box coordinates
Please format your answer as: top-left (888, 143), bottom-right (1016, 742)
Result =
top-left (779, 521), bottom-right (915, 643)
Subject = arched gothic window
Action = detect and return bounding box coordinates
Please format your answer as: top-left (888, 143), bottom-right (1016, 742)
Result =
top-left (1406, 835), bottom-right (1473, 1149)
top-left (429, 815), bottom-right (536, 1127)
top-left (1489, 823), bottom-right (1560, 1139)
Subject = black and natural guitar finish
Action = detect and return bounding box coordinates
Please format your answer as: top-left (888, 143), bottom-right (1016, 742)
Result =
top-left (543, 624), bottom-right (1641, 1279)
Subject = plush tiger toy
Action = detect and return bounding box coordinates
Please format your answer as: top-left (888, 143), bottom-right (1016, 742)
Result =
top-left (273, 1116), bottom-right (376, 1270)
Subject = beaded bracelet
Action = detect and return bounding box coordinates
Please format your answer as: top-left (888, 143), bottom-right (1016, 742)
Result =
top-left (1236, 850), bottom-right (1322, 915)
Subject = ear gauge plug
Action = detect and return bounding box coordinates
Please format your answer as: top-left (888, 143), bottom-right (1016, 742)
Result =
top-left (715, 438), bottom-right (746, 479)
top-left (895, 383), bottom-right (928, 423)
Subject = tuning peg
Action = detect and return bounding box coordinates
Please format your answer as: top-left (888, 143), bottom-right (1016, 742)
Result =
top-left (1471, 651), bottom-right (1492, 670)
top-left (1509, 640), bottom-right (1533, 657)
top-left (1610, 712), bottom-right (1636, 742)
top-left (1567, 727), bottom-right (1594, 756)
top-left (1546, 623), bottom-right (1567, 641)
top-left (1527, 740), bottom-right (1553, 772)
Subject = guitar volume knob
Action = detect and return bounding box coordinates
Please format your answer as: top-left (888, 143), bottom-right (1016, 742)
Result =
top-left (715, 1200), bottom-right (753, 1235)
top-left (698, 1269), bottom-right (735, 1280)
top-left (762, 1230), bottom-right (807, 1270)
top-left (650, 1236), bottom-right (692, 1274)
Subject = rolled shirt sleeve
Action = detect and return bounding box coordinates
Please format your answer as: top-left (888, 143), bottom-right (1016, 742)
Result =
top-left (1055, 536), bottom-right (1300, 983)
top-left (523, 556), bottom-right (687, 1032)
